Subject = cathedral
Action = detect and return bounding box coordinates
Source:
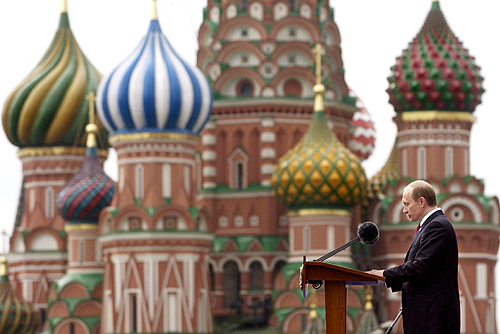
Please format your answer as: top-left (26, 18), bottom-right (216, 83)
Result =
top-left (0, 0), bottom-right (498, 333)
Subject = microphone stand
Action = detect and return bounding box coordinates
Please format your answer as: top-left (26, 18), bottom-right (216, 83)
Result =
top-left (313, 236), bottom-right (360, 262)
top-left (385, 307), bottom-right (402, 334)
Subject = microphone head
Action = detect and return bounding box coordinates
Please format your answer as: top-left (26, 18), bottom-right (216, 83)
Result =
top-left (358, 221), bottom-right (379, 244)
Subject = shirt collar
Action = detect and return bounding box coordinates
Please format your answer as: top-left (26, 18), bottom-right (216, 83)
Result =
top-left (420, 207), bottom-right (441, 227)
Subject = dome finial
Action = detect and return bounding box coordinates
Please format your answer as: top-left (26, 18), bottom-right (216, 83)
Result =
top-left (1, 230), bottom-right (7, 277)
top-left (61, 0), bottom-right (67, 13)
top-left (312, 43), bottom-right (325, 86)
top-left (312, 43), bottom-right (325, 112)
top-left (152, 0), bottom-right (158, 19)
top-left (1, 230), bottom-right (7, 256)
top-left (85, 92), bottom-right (98, 148)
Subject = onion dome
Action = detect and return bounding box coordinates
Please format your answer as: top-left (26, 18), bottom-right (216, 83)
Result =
top-left (271, 45), bottom-right (367, 209)
top-left (96, 1), bottom-right (212, 135)
top-left (387, 0), bottom-right (484, 113)
top-left (364, 140), bottom-right (400, 209)
top-left (347, 89), bottom-right (376, 161)
top-left (0, 255), bottom-right (39, 333)
top-left (56, 95), bottom-right (115, 223)
top-left (355, 286), bottom-right (379, 334)
top-left (2, 1), bottom-right (106, 148)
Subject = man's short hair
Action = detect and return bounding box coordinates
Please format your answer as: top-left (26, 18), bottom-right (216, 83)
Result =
top-left (408, 180), bottom-right (437, 207)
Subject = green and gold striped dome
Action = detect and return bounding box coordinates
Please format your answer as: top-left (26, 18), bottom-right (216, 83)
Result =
top-left (271, 85), bottom-right (367, 209)
top-left (0, 256), bottom-right (39, 334)
top-left (2, 1), bottom-right (107, 148)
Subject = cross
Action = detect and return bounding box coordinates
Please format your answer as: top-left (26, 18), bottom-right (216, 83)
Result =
top-left (86, 91), bottom-right (96, 125)
top-left (312, 43), bottom-right (325, 85)
top-left (1, 230), bottom-right (6, 255)
top-left (152, 0), bottom-right (158, 19)
top-left (61, 0), bottom-right (67, 13)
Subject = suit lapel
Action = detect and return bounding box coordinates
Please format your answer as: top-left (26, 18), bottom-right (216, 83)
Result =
top-left (404, 209), bottom-right (444, 262)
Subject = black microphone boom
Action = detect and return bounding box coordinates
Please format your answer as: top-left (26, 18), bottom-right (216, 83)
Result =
top-left (313, 221), bottom-right (379, 262)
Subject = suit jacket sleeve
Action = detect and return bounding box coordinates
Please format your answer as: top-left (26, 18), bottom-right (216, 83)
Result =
top-left (383, 218), bottom-right (452, 291)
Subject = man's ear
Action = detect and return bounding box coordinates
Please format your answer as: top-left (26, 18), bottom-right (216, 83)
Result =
top-left (419, 197), bottom-right (426, 207)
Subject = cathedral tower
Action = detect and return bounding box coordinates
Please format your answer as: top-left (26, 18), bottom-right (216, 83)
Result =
top-left (96, 1), bottom-right (214, 332)
top-left (196, 1), bottom-right (375, 326)
top-left (1, 0), bottom-right (107, 320)
top-left (367, 1), bottom-right (500, 332)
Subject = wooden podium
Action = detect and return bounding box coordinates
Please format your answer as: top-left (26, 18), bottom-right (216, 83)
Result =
top-left (300, 256), bottom-right (385, 334)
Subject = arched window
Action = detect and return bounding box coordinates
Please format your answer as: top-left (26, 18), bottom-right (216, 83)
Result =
top-left (272, 260), bottom-right (286, 290)
top-left (418, 146), bottom-right (426, 179)
top-left (283, 78), bottom-right (302, 97)
top-left (209, 263), bottom-right (215, 291)
top-left (401, 148), bottom-right (408, 176)
top-left (464, 148), bottom-right (469, 175)
top-left (135, 164), bottom-right (144, 199)
top-left (162, 164), bottom-right (171, 198)
top-left (184, 165), bottom-right (191, 194)
top-left (237, 80), bottom-right (254, 97)
top-left (235, 161), bottom-right (244, 189)
top-left (223, 261), bottom-right (240, 309)
top-left (241, 0), bottom-right (248, 12)
top-left (249, 261), bottom-right (264, 290)
top-left (45, 187), bottom-right (54, 218)
top-left (228, 147), bottom-right (249, 190)
top-left (445, 146), bottom-right (453, 176)
top-left (130, 294), bottom-right (138, 332)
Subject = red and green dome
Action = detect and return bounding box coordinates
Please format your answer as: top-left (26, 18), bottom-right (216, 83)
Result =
top-left (387, 0), bottom-right (484, 113)
top-left (271, 86), bottom-right (367, 209)
top-left (56, 121), bottom-right (115, 223)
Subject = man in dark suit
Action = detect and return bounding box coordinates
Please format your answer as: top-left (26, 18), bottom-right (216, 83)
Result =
top-left (368, 180), bottom-right (460, 334)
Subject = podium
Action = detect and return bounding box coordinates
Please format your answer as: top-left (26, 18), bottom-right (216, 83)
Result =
top-left (300, 256), bottom-right (385, 334)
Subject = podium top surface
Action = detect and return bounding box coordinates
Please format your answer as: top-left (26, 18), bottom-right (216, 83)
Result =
top-left (302, 259), bottom-right (385, 285)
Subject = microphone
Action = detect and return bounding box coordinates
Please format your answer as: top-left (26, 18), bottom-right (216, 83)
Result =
top-left (313, 221), bottom-right (379, 262)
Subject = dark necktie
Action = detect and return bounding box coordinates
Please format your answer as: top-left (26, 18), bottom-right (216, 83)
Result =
top-left (414, 223), bottom-right (421, 236)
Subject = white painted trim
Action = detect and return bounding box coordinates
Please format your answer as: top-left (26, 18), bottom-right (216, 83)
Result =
top-left (118, 157), bottom-right (196, 166)
top-left (201, 150), bottom-right (216, 161)
top-left (458, 265), bottom-right (483, 332)
top-left (197, 190), bottom-right (274, 200)
top-left (261, 132), bottom-right (276, 142)
top-left (201, 134), bottom-right (216, 146)
top-left (260, 164), bottom-right (275, 175)
top-left (100, 232), bottom-right (214, 243)
top-left (203, 166), bottom-right (216, 177)
top-left (260, 148), bottom-right (276, 159)
top-left (8, 252), bottom-right (67, 261)
top-left (23, 180), bottom-right (66, 189)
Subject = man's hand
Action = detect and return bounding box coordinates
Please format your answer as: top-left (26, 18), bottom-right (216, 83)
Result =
top-left (366, 269), bottom-right (384, 277)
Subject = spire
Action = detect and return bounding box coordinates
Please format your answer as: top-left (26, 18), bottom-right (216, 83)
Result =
top-left (1, 230), bottom-right (7, 278)
top-left (61, 0), bottom-right (67, 13)
top-left (152, 0), bottom-right (158, 19)
top-left (354, 286), bottom-right (379, 334)
top-left (312, 43), bottom-right (325, 112)
top-left (85, 92), bottom-right (98, 149)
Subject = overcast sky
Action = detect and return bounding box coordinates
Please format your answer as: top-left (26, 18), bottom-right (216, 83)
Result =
top-left (0, 0), bottom-right (499, 316)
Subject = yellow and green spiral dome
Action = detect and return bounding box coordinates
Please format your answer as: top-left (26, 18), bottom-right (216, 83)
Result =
top-left (271, 108), bottom-right (367, 209)
top-left (2, 6), bottom-right (107, 148)
top-left (0, 256), bottom-right (39, 334)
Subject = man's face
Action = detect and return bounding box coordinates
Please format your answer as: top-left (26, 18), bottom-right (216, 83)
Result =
top-left (402, 187), bottom-right (424, 222)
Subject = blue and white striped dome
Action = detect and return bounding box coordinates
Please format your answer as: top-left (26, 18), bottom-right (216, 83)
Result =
top-left (96, 17), bottom-right (212, 135)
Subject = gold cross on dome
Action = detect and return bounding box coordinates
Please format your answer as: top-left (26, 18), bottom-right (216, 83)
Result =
top-left (152, 0), bottom-right (158, 19)
top-left (312, 43), bottom-right (325, 85)
top-left (86, 92), bottom-right (96, 125)
top-left (1, 230), bottom-right (6, 255)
